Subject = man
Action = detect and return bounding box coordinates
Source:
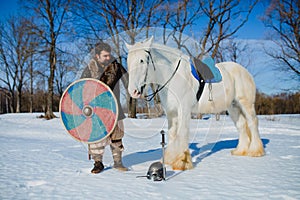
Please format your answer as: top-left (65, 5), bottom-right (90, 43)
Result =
top-left (81, 42), bottom-right (128, 173)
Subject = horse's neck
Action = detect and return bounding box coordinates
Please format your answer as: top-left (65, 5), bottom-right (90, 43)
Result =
top-left (151, 49), bottom-right (177, 85)
top-left (152, 45), bottom-right (190, 76)
top-left (153, 44), bottom-right (186, 66)
top-left (152, 44), bottom-right (199, 98)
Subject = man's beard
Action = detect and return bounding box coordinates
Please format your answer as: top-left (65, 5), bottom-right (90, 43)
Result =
top-left (101, 60), bottom-right (111, 66)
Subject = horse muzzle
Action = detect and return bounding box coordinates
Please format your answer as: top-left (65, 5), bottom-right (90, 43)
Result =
top-left (130, 84), bottom-right (146, 99)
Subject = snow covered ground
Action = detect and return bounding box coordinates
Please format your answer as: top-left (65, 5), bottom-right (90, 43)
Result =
top-left (0, 113), bottom-right (299, 200)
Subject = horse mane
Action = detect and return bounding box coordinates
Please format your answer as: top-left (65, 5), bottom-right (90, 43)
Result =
top-left (152, 43), bottom-right (182, 55)
top-left (128, 39), bottom-right (191, 65)
top-left (151, 42), bottom-right (190, 63)
top-left (129, 40), bottom-right (188, 56)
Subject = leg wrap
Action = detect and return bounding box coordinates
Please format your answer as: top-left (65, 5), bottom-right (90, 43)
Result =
top-left (88, 137), bottom-right (109, 162)
top-left (110, 139), bottom-right (124, 152)
top-left (110, 139), bottom-right (126, 169)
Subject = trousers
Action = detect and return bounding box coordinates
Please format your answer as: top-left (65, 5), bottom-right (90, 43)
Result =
top-left (88, 120), bottom-right (124, 162)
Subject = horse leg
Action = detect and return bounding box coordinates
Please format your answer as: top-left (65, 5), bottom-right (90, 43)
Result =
top-left (238, 100), bottom-right (265, 157)
top-left (164, 111), bottom-right (193, 170)
top-left (164, 114), bottom-right (178, 165)
top-left (228, 102), bottom-right (251, 156)
top-left (171, 116), bottom-right (193, 170)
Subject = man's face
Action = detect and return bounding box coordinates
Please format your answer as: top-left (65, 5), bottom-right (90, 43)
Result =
top-left (96, 50), bottom-right (111, 66)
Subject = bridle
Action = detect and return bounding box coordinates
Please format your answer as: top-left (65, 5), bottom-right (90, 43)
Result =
top-left (142, 49), bottom-right (181, 101)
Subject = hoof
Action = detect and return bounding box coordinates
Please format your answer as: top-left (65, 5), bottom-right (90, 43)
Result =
top-left (231, 146), bottom-right (265, 157)
top-left (231, 148), bottom-right (248, 156)
top-left (247, 146), bottom-right (265, 157)
top-left (171, 150), bottom-right (193, 171)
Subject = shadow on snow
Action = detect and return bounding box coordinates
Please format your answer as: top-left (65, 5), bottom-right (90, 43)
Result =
top-left (123, 138), bottom-right (270, 169)
top-left (190, 138), bottom-right (270, 167)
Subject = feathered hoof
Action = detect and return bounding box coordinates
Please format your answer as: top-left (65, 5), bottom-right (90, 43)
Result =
top-left (171, 150), bottom-right (193, 171)
top-left (231, 148), bottom-right (248, 156)
top-left (231, 146), bottom-right (265, 157)
top-left (247, 146), bottom-right (265, 157)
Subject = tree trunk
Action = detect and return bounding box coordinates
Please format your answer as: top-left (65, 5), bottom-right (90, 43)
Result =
top-left (45, 45), bottom-right (57, 119)
top-left (128, 97), bottom-right (137, 118)
top-left (16, 90), bottom-right (21, 113)
top-left (29, 58), bottom-right (33, 113)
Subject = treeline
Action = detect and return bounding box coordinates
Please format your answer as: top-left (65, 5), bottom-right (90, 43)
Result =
top-left (1, 88), bottom-right (299, 115)
top-left (0, 88), bottom-right (60, 114)
top-left (255, 91), bottom-right (300, 115)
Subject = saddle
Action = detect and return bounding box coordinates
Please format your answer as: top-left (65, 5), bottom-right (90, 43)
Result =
top-left (191, 57), bottom-right (222, 83)
top-left (190, 57), bottom-right (222, 101)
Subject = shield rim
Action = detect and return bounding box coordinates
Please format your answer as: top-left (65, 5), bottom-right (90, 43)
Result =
top-left (59, 78), bottom-right (119, 144)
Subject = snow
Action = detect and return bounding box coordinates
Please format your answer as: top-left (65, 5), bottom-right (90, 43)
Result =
top-left (0, 113), bottom-right (299, 199)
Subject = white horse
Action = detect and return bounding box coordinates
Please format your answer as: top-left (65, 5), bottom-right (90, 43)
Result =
top-left (126, 37), bottom-right (265, 170)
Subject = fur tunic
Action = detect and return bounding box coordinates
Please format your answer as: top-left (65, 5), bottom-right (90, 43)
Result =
top-left (81, 58), bottom-right (128, 121)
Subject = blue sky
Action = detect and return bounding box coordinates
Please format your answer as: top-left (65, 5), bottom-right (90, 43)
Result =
top-left (0, 0), bottom-right (268, 39)
top-left (0, 0), bottom-right (18, 19)
top-left (236, 2), bottom-right (267, 39)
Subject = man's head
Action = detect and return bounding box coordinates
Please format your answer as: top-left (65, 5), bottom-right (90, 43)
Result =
top-left (94, 42), bottom-right (112, 66)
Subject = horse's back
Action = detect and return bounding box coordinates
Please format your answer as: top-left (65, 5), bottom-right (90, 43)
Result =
top-left (217, 62), bottom-right (256, 102)
top-left (217, 61), bottom-right (254, 80)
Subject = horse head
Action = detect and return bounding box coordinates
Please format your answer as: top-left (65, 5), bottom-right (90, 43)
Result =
top-left (125, 37), bottom-right (156, 99)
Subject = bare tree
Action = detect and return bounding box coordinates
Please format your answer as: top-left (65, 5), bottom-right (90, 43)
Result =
top-left (55, 50), bottom-right (77, 97)
top-left (27, 37), bottom-right (41, 113)
top-left (198, 0), bottom-right (258, 60)
top-left (73, 0), bottom-right (164, 118)
top-left (0, 17), bottom-right (34, 113)
top-left (23, 0), bottom-right (71, 119)
top-left (262, 0), bottom-right (300, 76)
top-left (218, 39), bottom-right (252, 67)
top-left (162, 0), bottom-right (200, 54)
top-left (0, 22), bottom-right (15, 112)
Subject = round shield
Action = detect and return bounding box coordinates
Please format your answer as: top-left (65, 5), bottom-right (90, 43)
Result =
top-left (59, 78), bottom-right (118, 143)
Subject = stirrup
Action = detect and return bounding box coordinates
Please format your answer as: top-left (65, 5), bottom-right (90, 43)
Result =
top-left (208, 82), bottom-right (213, 101)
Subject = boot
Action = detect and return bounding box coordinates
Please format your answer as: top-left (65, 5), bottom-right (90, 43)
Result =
top-left (111, 143), bottom-right (128, 171)
top-left (113, 153), bottom-right (128, 171)
top-left (91, 161), bottom-right (104, 174)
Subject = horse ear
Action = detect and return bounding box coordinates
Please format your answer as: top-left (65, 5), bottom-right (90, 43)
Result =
top-left (144, 36), bottom-right (154, 47)
top-left (125, 42), bottom-right (132, 50)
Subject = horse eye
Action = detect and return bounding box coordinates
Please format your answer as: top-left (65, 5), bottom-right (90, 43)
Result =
top-left (140, 59), bottom-right (144, 63)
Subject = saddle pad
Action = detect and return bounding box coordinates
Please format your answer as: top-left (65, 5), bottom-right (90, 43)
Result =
top-left (202, 57), bottom-right (222, 83)
top-left (191, 57), bottom-right (222, 83)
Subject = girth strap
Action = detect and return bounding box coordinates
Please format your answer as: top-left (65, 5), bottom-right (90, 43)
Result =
top-left (196, 75), bottom-right (206, 101)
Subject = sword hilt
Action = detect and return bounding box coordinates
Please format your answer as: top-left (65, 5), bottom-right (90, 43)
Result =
top-left (160, 130), bottom-right (166, 180)
top-left (160, 130), bottom-right (166, 146)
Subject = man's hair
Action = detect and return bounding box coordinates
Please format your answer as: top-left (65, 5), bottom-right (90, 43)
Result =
top-left (94, 42), bottom-right (111, 55)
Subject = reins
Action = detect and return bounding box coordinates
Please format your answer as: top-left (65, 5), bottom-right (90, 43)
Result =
top-left (143, 49), bottom-right (181, 101)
